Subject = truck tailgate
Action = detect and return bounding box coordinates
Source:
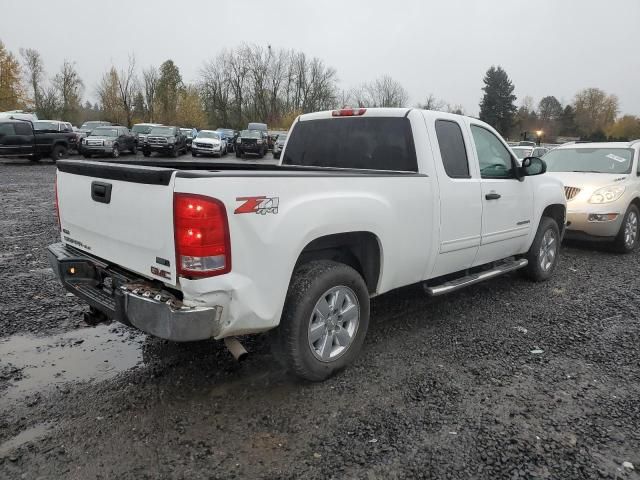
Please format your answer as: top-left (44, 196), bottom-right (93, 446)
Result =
top-left (56, 161), bottom-right (178, 286)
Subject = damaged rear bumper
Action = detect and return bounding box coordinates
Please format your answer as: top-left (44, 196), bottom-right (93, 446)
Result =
top-left (47, 242), bottom-right (224, 341)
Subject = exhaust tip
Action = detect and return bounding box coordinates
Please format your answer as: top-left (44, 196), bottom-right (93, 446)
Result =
top-left (224, 337), bottom-right (248, 362)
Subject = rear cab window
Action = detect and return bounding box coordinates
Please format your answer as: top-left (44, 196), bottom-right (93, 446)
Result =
top-left (435, 119), bottom-right (470, 178)
top-left (283, 117), bottom-right (418, 172)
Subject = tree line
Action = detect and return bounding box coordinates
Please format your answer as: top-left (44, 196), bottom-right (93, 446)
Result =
top-left (478, 65), bottom-right (640, 142)
top-left (1, 39), bottom-right (638, 141)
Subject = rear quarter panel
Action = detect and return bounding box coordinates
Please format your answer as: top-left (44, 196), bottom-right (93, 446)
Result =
top-left (174, 174), bottom-right (433, 336)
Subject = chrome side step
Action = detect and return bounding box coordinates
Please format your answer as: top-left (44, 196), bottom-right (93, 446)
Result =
top-left (425, 258), bottom-right (528, 296)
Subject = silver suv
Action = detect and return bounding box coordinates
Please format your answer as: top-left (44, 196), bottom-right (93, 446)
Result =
top-left (544, 140), bottom-right (640, 252)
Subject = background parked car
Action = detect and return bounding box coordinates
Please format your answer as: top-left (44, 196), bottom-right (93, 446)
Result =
top-left (215, 128), bottom-right (236, 152)
top-left (545, 141), bottom-right (640, 252)
top-left (79, 121), bottom-right (111, 136)
top-left (511, 145), bottom-right (549, 160)
top-left (180, 128), bottom-right (198, 151)
top-left (272, 132), bottom-right (287, 159)
top-left (236, 129), bottom-right (268, 158)
top-left (0, 110), bottom-right (38, 122)
top-left (192, 130), bottom-right (227, 158)
top-left (142, 126), bottom-right (187, 157)
top-left (131, 123), bottom-right (162, 148)
top-left (80, 126), bottom-right (137, 158)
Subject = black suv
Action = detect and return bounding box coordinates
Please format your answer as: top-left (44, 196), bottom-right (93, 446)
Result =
top-left (235, 129), bottom-right (268, 158)
top-left (80, 126), bottom-right (137, 158)
top-left (142, 126), bottom-right (187, 157)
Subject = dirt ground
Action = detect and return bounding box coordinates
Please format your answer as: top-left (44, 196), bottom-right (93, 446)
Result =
top-left (1, 158), bottom-right (639, 479)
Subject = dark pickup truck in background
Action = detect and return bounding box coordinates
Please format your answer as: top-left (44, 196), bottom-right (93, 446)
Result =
top-left (0, 118), bottom-right (76, 161)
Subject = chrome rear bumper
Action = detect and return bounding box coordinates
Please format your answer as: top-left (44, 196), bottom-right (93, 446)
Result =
top-left (47, 242), bottom-right (223, 341)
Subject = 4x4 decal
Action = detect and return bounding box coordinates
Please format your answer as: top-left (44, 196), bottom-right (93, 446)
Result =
top-left (235, 196), bottom-right (279, 215)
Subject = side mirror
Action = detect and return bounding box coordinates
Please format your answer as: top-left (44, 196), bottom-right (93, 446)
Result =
top-left (520, 156), bottom-right (546, 176)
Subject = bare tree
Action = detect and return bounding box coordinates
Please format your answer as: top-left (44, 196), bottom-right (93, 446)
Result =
top-left (353, 75), bottom-right (408, 108)
top-left (416, 94), bottom-right (446, 111)
top-left (52, 60), bottom-right (84, 124)
top-left (20, 48), bottom-right (45, 113)
top-left (96, 67), bottom-right (123, 124)
top-left (115, 54), bottom-right (138, 127)
top-left (142, 66), bottom-right (159, 122)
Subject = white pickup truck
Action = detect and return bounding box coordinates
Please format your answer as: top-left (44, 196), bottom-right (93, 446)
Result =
top-left (49, 108), bottom-right (566, 381)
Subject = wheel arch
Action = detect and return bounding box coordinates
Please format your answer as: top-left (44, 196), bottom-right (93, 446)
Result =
top-left (541, 203), bottom-right (566, 237)
top-left (294, 231), bottom-right (382, 294)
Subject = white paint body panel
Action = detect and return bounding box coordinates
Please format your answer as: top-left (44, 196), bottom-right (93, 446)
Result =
top-left (56, 108), bottom-right (566, 339)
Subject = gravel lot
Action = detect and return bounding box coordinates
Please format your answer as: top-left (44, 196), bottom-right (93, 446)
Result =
top-left (1, 157), bottom-right (639, 479)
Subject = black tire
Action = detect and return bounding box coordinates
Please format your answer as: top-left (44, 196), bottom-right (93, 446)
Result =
top-left (192, 151), bottom-right (198, 157)
top-left (130, 144), bottom-right (137, 154)
top-left (143, 150), bottom-right (151, 157)
top-left (111, 144), bottom-right (120, 158)
top-left (50, 144), bottom-right (68, 161)
top-left (171, 146), bottom-right (179, 158)
top-left (612, 204), bottom-right (639, 253)
top-left (522, 216), bottom-right (560, 282)
top-left (236, 150), bottom-right (241, 158)
top-left (29, 156), bottom-right (41, 163)
top-left (271, 260), bottom-right (370, 382)
top-left (274, 153), bottom-right (280, 160)
top-left (82, 153), bottom-right (92, 159)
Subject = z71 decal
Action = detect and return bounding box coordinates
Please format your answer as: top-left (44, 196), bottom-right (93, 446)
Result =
top-left (235, 196), bottom-right (279, 215)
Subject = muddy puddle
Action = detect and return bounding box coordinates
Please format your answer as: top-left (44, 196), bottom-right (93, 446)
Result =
top-left (0, 324), bottom-right (146, 404)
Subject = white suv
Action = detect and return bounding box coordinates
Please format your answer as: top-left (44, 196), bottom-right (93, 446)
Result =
top-left (544, 140), bottom-right (640, 252)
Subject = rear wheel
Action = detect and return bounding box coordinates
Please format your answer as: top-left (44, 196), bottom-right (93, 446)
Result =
top-left (271, 260), bottom-right (370, 382)
top-left (613, 204), bottom-right (639, 253)
top-left (522, 216), bottom-right (560, 282)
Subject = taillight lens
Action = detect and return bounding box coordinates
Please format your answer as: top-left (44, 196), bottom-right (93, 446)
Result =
top-left (332, 107), bottom-right (366, 117)
top-left (174, 193), bottom-right (231, 278)
top-left (54, 174), bottom-right (61, 230)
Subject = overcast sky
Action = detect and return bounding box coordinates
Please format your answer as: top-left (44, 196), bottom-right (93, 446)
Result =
top-left (2, 0), bottom-right (639, 116)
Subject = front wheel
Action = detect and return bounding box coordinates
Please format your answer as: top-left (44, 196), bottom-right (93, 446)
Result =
top-left (271, 260), bottom-right (370, 382)
top-left (143, 150), bottom-right (151, 157)
top-left (522, 216), bottom-right (560, 282)
top-left (111, 145), bottom-right (120, 158)
top-left (50, 144), bottom-right (68, 161)
top-left (130, 144), bottom-right (137, 154)
top-left (613, 204), bottom-right (639, 253)
top-left (236, 150), bottom-right (241, 158)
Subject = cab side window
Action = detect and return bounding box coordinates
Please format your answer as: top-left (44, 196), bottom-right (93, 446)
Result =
top-left (0, 123), bottom-right (16, 136)
top-left (470, 125), bottom-right (515, 179)
top-left (14, 123), bottom-right (32, 135)
top-left (435, 120), bottom-right (470, 178)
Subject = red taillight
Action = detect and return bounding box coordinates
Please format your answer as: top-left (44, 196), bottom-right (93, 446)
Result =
top-left (174, 193), bottom-right (231, 278)
top-left (54, 175), bottom-right (61, 230)
top-left (332, 107), bottom-right (366, 117)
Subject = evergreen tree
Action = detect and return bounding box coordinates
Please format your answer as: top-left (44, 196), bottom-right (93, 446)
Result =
top-left (156, 60), bottom-right (182, 124)
top-left (479, 66), bottom-right (517, 136)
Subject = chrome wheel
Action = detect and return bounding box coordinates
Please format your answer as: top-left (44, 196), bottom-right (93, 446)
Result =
top-left (308, 285), bottom-right (360, 362)
top-left (538, 228), bottom-right (557, 272)
top-left (624, 211), bottom-right (638, 248)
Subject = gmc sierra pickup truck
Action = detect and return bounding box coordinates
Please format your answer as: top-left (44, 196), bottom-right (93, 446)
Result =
top-left (48, 108), bottom-right (566, 381)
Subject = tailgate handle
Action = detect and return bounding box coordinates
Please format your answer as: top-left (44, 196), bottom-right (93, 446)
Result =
top-left (91, 181), bottom-right (112, 204)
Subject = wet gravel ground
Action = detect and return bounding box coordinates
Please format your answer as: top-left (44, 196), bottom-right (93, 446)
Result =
top-left (1, 157), bottom-right (640, 479)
